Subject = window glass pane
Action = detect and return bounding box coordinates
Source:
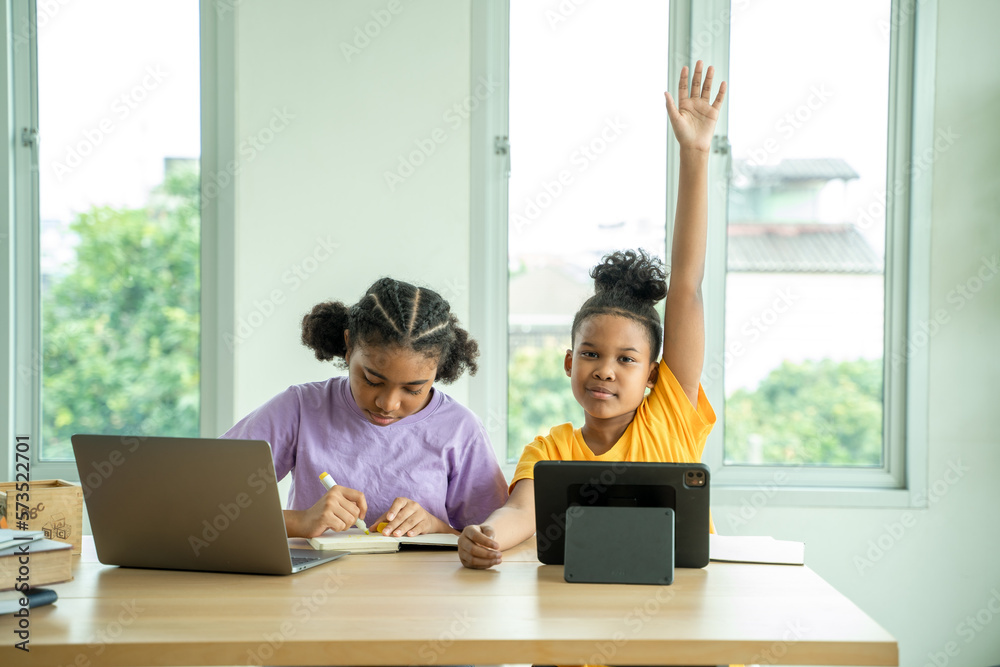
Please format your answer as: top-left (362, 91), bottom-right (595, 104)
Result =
top-left (723, 0), bottom-right (891, 466)
top-left (38, 1), bottom-right (201, 459)
top-left (508, 1), bottom-right (669, 463)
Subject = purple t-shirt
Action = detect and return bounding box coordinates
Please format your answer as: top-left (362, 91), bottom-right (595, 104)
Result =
top-left (221, 376), bottom-right (508, 529)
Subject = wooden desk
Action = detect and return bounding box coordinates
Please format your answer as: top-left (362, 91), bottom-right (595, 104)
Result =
top-left (1, 537), bottom-right (897, 666)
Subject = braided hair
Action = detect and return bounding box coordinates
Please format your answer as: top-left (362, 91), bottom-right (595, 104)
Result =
top-left (300, 278), bottom-right (479, 384)
top-left (570, 249), bottom-right (667, 360)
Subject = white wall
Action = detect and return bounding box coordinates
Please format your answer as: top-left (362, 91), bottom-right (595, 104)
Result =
top-left (229, 1), bottom-right (1000, 665)
top-left (231, 0), bottom-right (474, 421)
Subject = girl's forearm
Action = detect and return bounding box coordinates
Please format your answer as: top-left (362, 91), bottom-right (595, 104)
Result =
top-left (485, 504), bottom-right (536, 551)
top-left (670, 147), bottom-right (711, 291)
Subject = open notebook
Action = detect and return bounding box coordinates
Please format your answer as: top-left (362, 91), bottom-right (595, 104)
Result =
top-left (308, 528), bottom-right (459, 554)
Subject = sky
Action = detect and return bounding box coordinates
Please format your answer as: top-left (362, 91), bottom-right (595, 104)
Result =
top-left (37, 0), bottom-right (200, 223)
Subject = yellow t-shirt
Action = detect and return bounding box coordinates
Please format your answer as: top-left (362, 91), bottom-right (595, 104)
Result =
top-left (512, 358), bottom-right (716, 487)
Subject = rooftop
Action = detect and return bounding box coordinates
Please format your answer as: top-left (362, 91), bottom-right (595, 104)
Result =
top-left (733, 158), bottom-right (860, 184)
top-left (727, 223), bottom-right (883, 274)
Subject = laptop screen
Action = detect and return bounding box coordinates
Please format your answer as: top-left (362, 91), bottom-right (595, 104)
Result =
top-left (72, 435), bottom-right (304, 575)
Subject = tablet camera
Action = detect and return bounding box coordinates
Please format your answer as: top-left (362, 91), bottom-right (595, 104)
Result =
top-left (685, 469), bottom-right (706, 487)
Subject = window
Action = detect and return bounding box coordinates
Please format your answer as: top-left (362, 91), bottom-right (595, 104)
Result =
top-left (475, 0), bottom-right (933, 501)
top-left (720, 0), bottom-right (890, 468)
top-left (698, 0), bottom-right (931, 498)
top-left (506, 0), bottom-right (669, 462)
top-left (8, 1), bottom-right (202, 476)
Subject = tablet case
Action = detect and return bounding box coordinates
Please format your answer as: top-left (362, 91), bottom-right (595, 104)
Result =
top-left (534, 461), bottom-right (710, 568)
top-left (564, 506), bottom-right (674, 585)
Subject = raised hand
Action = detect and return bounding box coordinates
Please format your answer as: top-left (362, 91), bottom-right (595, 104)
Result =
top-left (664, 60), bottom-right (726, 153)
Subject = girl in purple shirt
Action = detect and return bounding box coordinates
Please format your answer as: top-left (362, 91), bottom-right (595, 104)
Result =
top-left (224, 277), bottom-right (508, 539)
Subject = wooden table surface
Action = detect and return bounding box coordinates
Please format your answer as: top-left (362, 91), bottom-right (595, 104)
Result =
top-left (0, 537), bottom-right (897, 666)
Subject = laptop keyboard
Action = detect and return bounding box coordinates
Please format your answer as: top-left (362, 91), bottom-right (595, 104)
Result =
top-left (291, 555), bottom-right (322, 566)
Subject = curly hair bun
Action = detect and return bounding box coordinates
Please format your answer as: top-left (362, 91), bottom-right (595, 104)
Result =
top-left (300, 301), bottom-right (350, 361)
top-left (590, 249), bottom-right (667, 304)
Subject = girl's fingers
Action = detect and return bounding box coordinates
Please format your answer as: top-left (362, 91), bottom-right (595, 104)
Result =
top-left (393, 512), bottom-right (422, 536)
top-left (689, 60), bottom-right (703, 98)
top-left (338, 487), bottom-right (368, 518)
top-left (462, 525), bottom-right (499, 550)
top-left (701, 66), bottom-right (714, 99)
top-left (471, 547), bottom-right (501, 567)
top-left (458, 527), bottom-right (502, 569)
top-left (461, 541), bottom-right (501, 568)
top-left (385, 497), bottom-right (408, 522)
top-left (664, 92), bottom-right (680, 126)
top-left (473, 532), bottom-right (499, 550)
top-left (382, 515), bottom-right (405, 534)
top-left (677, 65), bottom-right (689, 100)
top-left (462, 553), bottom-right (500, 569)
top-left (383, 498), bottom-right (426, 534)
top-left (713, 81), bottom-right (727, 109)
top-left (329, 505), bottom-right (357, 531)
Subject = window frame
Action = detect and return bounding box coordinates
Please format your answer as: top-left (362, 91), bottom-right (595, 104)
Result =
top-left (1, 0), bottom-right (22, 483)
top-left (200, 0), bottom-right (237, 441)
top-left (469, 0), bottom-right (513, 479)
top-left (2, 0), bottom-right (235, 482)
top-left (475, 0), bottom-right (934, 505)
top-left (0, 0), bottom-right (8, 484)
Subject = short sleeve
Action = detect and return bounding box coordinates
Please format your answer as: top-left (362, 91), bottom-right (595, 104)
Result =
top-left (511, 437), bottom-right (547, 492)
top-left (510, 423), bottom-right (575, 493)
top-left (221, 386), bottom-right (302, 482)
top-left (444, 421), bottom-right (509, 529)
top-left (641, 360), bottom-right (717, 460)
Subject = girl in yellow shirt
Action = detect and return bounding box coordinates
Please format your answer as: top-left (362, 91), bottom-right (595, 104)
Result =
top-left (459, 61), bottom-right (725, 570)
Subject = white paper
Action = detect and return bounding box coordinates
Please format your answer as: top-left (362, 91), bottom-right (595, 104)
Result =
top-left (308, 528), bottom-right (459, 553)
top-left (709, 534), bottom-right (805, 565)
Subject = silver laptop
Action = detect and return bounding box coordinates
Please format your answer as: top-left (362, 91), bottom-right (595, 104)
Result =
top-left (71, 434), bottom-right (347, 575)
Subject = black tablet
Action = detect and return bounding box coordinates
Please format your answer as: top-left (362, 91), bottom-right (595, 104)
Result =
top-left (533, 460), bottom-right (711, 568)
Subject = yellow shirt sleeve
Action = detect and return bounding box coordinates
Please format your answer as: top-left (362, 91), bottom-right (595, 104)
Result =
top-left (632, 358), bottom-right (717, 463)
top-left (510, 422), bottom-right (576, 493)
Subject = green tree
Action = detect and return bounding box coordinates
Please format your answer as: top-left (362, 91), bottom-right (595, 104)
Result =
top-left (724, 358), bottom-right (883, 466)
top-left (41, 164), bottom-right (200, 459)
top-left (507, 343), bottom-right (580, 462)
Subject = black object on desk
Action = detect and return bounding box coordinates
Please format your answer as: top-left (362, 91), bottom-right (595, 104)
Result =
top-left (534, 461), bottom-right (711, 568)
top-left (0, 587), bottom-right (58, 615)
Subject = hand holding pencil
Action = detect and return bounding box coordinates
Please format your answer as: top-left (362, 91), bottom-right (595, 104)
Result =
top-left (319, 472), bottom-right (369, 534)
top-left (284, 472), bottom-right (369, 538)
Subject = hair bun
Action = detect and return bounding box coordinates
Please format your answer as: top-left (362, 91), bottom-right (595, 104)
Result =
top-left (301, 301), bottom-right (350, 361)
top-left (590, 249), bottom-right (667, 304)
